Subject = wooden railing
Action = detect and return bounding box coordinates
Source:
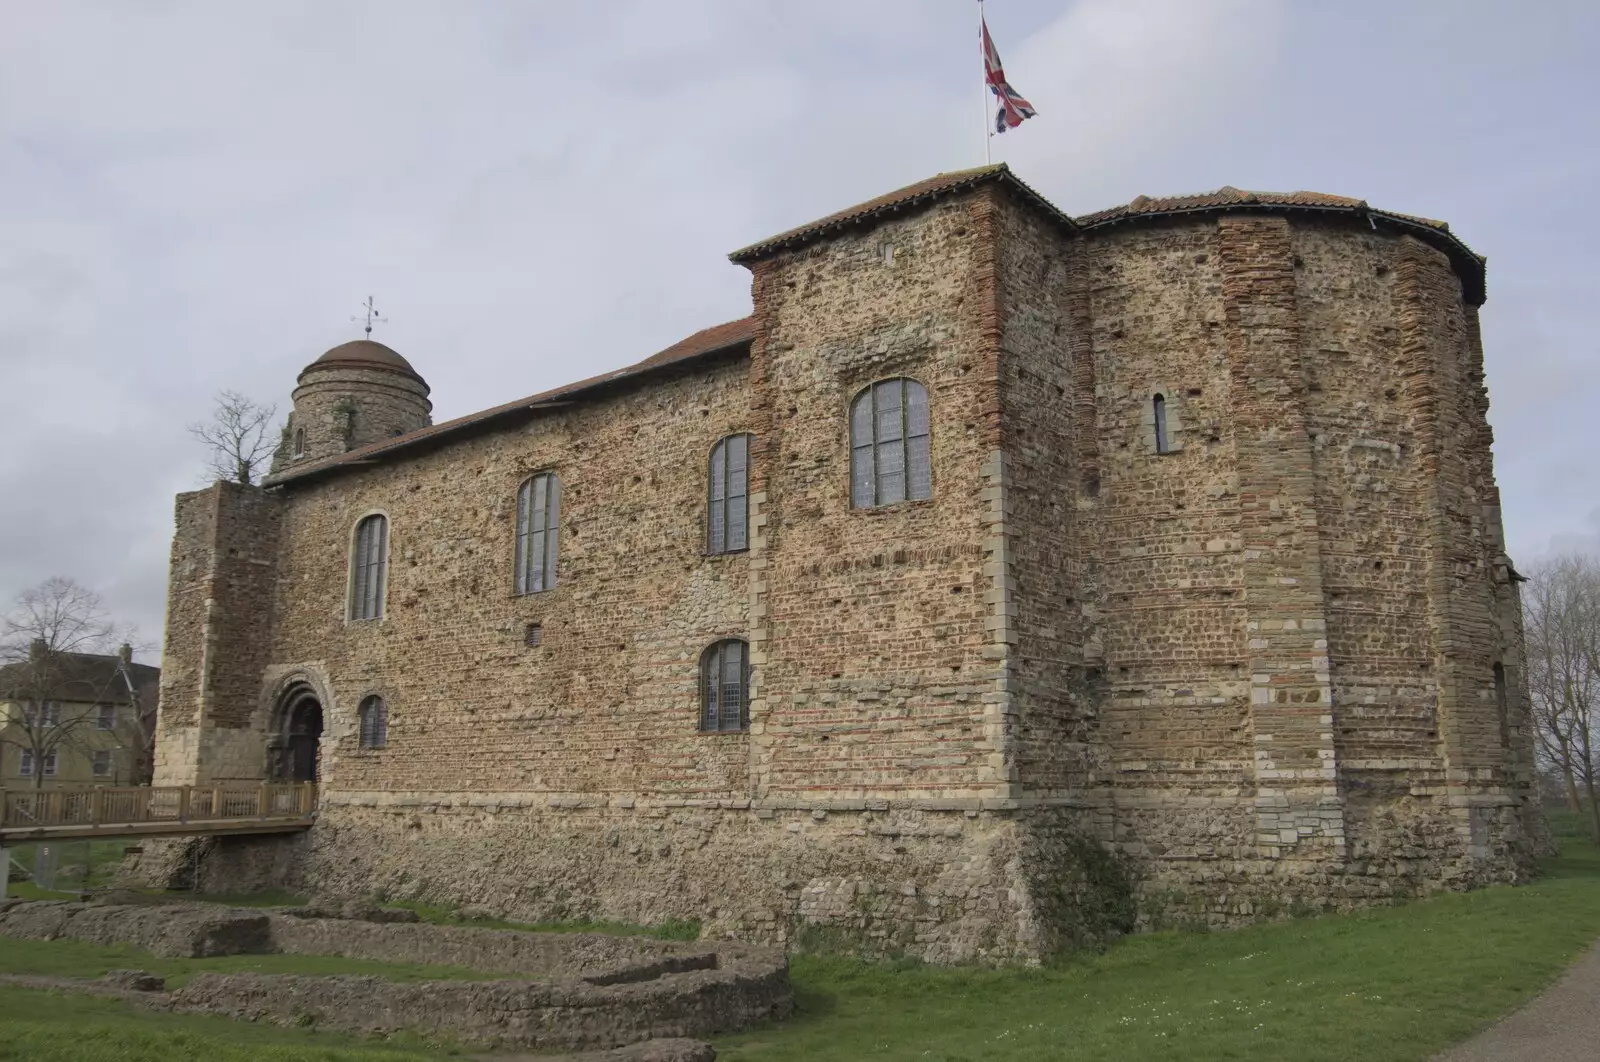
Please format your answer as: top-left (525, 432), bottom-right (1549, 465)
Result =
top-left (0, 783), bottom-right (317, 841)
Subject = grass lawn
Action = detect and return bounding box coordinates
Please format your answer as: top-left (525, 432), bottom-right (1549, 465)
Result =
top-left (0, 990), bottom-right (453, 1061)
top-left (0, 936), bottom-right (502, 988)
top-left (716, 811), bottom-right (1600, 1062)
top-left (0, 811), bottom-right (1596, 1061)
top-left (5, 839), bottom-right (130, 898)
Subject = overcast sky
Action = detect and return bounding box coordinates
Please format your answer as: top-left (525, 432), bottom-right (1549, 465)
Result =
top-left (3, 0), bottom-right (1596, 656)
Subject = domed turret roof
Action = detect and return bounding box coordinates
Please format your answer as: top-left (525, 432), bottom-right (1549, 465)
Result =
top-left (300, 339), bottom-right (425, 383)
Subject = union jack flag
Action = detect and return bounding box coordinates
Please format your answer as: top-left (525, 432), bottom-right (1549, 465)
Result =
top-left (981, 12), bottom-right (1036, 134)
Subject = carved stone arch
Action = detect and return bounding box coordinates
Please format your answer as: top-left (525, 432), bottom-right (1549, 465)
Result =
top-left (262, 668), bottom-right (334, 782)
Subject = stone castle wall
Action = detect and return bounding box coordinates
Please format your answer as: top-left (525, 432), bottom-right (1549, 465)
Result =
top-left (278, 363), bottom-right (432, 472)
top-left (152, 177), bottom-right (1544, 961)
top-left (154, 481), bottom-right (283, 785)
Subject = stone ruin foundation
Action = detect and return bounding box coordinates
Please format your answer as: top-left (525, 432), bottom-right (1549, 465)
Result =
top-left (0, 897), bottom-right (791, 1054)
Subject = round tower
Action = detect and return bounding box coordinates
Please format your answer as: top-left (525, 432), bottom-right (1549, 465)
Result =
top-left (275, 339), bottom-right (432, 471)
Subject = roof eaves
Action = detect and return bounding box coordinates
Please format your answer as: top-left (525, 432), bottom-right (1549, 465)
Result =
top-left (1075, 198), bottom-right (1486, 305)
top-left (727, 163), bottom-right (1078, 264)
top-left (263, 324), bottom-right (754, 489)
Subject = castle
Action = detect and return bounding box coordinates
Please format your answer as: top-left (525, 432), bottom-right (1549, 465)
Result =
top-left (151, 164), bottom-right (1547, 962)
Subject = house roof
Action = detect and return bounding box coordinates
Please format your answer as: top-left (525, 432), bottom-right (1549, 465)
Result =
top-left (264, 316), bottom-right (757, 487)
top-left (728, 163), bottom-right (1079, 263)
top-left (0, 651), bottom-right (159, 706)
top-left (1074, 185), bottom-right (1486, 304)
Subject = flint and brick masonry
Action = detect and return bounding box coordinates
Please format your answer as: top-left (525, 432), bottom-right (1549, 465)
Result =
top-left (149, 165), bottom-right (1547, 962)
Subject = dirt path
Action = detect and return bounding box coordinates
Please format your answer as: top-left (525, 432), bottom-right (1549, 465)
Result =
top-left (1435, 939), bottom-right (1600, 1061)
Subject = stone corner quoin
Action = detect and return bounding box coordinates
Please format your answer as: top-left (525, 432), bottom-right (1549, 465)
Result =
top-left (146, 166), bottom-right (1547, 964)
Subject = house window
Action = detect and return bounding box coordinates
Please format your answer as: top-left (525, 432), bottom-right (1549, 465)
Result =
top-left (515, 473), bottom-right (561, 594)
top-left (293, 427), bottom-right (306, 457)
top-left (20, 749), bottom-right (58, 777)
top-left (524, 623), bottom-right (543, 648)
top-left (708, 434), bottom-right (752, 554)
top-left (1154, 394), bottom-right (1170, 454)
top-left (349, 514), bottom-right (389, 621)
top-left (25, 701), bottom-right (61, 728)
top-left (97, 704), bottom-right (115, 731)
top-left (92, 749), bottom-right (112, 777)
top-left (850, 378), bottom-right (931, 508)
top-left (358, 695), bottom-right (388, 749)
top-left (700, 639), bottom-right (750, 733)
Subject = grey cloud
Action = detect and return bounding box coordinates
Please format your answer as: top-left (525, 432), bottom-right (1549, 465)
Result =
top-left (2, 0), bottom-right (1596, 653)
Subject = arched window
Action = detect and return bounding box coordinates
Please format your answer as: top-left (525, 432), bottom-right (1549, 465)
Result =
top-left (1153, 394), bottom-right (1170, 454)
top-left (700, 639), bottom-right (750, 733)
top-left (515, 473), bottom-right (561, 594)
top-left (850, 378), bottom-right (931, 508)
top-left (358, 695), bottom-right (388, 749)
top-left (349, 514), bottom-right (388, 621)
top-left (292, 426), bottom-right (306, 458)
top-left (708, 434), bottom-right (752, 554)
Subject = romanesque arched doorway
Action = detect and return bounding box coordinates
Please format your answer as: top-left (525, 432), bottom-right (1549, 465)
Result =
top-left (270, 683), bottom-right (324, 782)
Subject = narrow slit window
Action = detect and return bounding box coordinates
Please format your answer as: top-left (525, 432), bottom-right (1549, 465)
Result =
top-left (1153, 393), bottom-right (1170, 454)
top-left (358, 695), bottom-right (388, 749)
top-left (700, 639), bottom-right (750, 733)
top-left (292, 427), bottom-right (306, 457)
top-left (349, 515), bottom-right (389, 621)
top-left (708, 434), bottom-right (752, 554)
top-left (515, 473), bottom-right (561, 594)
top-left (1493, 662), bottom-right (1510, 749)
top-left (850, 378), bottom-right (931, 508)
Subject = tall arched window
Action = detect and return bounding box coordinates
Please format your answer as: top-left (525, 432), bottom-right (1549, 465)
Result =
top-left (292, 427), bottom-right (306, 458)
top-left (708, 434), bottom-right (752, 554)
top-left (700, 639), bottom-right (750, 733)
top-left (1153, 394), bottom-right (1170, 454)
top-left (515, 473), bottom-right (561, 594)
top-left (358, 695), bottom-right (388, 749)
top-left (349, 514), bottom-right (388, 621)
top-left (850, 378), bottom-right (931, 508)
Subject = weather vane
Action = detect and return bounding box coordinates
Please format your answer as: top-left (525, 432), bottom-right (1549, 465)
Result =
top-left (352, 295), bottom-right (387, 338)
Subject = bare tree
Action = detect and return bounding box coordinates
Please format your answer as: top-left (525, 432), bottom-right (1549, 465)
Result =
top-left (0, 578), bottom-right (135, 791)
top-left (1524, 554), bottom-right (1600, 842)
top-left (189, 389), bottom-right (279, 485)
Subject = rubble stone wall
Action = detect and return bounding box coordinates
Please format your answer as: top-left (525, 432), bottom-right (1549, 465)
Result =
top-left (278, 363), bottom-right (433, 472)
top-left (155, 481), bottom-right (284, 785)
top-left (151, 178), bottom-right (1543, 962)
top-left (172, 962), bottom-right (790, 1051)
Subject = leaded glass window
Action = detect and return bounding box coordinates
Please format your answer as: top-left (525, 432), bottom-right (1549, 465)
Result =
top-left (700, 639), bottom-right (749, 733)
top-left (708, 434), bottom-right (752, 554)
top-left (850, 378), bottom-right (931, 508)
top-left (515, 473), bottom-right (561, 594)
top-left (349, 514), bottom-right (388, 621)
top-left (358, 695), bottom-right (388, 749)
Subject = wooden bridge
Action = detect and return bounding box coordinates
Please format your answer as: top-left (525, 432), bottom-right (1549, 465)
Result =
top-left (0, 783), bottom-right (317, 844)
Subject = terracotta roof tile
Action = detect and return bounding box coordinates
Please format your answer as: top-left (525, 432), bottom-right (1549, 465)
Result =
top-left (728, 163), bottom-right (1077, 262)
top-left (303, 339), bottom-right (425, 382)
top-left (266, 317), bottom-right (756, 487)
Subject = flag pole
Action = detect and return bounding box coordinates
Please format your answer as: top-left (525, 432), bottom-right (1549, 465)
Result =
top-left (980, 0), bottom-right (992, 165)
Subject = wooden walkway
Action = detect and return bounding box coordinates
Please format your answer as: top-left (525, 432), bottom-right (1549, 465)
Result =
top-left (0, 783), bottom-right (317, 843)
